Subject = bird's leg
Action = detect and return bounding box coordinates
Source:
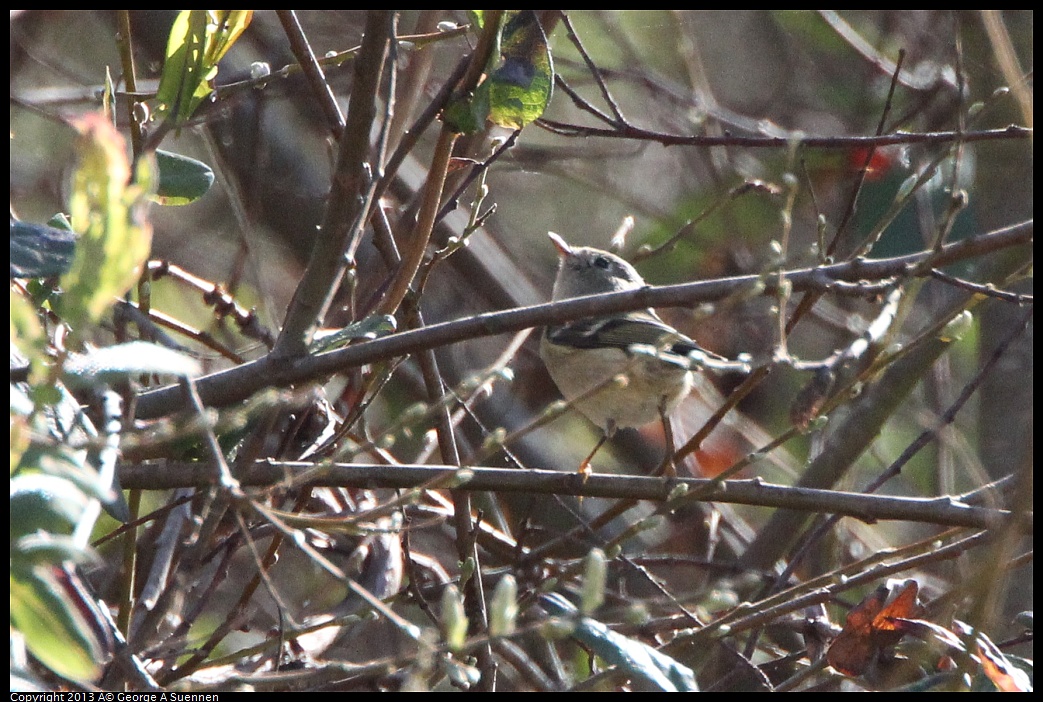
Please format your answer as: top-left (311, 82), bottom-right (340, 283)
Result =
top-left (657, 402), bottom-right (678, 478)
top-left (578, 420), bottom-right (616, 480)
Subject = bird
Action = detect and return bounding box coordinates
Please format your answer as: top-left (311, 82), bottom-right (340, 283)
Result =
top-left (539, 231), bottom-right (745, 476)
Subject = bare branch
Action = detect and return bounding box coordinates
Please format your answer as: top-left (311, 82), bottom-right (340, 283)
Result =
top-left (133, 220), bottom-right (1032, 418)
top-left (117, 461), bottom-right (1022, 533)
top-left (536, 119), bottom-right (1030, 149)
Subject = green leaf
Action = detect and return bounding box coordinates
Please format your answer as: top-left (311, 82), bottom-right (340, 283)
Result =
top-left (11, 293), bottom-right (45, 361)
top-left (47, 212), bottom-right (75, 231)
top-left (10, 221), bottom-right (78, 278)
top-left (310, 314), bottom-right (398, 353)
top-left (14, 438), bottom-right (122, 510)
top-left (467, 11), bottom-right (485, 31)
top-left (13, 533), bottom-right (96, 570)
top-left (486, 10), bottom-right (554, 129)
top-left (541, 593), bottom-right (699, 692)
top-left (63, 341), bottom-right (201, 387)
top-left (443, 87), bottom-right (491, 135)
top-left (154, 149), bottom-right (215, 205)
top-left (60, 114), bottom-right (154, 333)
top-left (9, 474), bottom-right (90, 540)
top-left (443, 10), bottom-right (554, 134)
top-left (10, 564), bottom-right (107, 684)
top-left (153, 10), bottom-right (253, 128)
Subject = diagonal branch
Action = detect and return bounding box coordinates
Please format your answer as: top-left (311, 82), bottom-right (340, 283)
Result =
top-left (273, 11), bottom-right (395, 359)
top-left (276, 10), bottom-right (345, 134)
top-left (133, 220), bottom-right (1031, 418)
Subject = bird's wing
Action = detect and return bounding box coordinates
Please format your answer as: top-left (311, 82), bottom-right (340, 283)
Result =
top-left (546, 310), bottom-right (725, 364)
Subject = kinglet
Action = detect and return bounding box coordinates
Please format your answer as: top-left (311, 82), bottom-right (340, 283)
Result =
top-left (540, 232), bottom-right (740, 472)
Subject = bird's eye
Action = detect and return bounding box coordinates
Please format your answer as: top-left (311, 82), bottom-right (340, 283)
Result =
top-left (593, 255), bottom-right (612, 269)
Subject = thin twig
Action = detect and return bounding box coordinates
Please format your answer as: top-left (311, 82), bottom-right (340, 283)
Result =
top-left (373, 55), bottom-right (471, 207)
top-left (436, 130), bottom-right (520, 223)
top-left (276, 10), bottom-right (345, 135)
top-left (929, 268), bottom-right (1033, 303)
top-left (553, 74), bottom-right (620, 128)
top-left (375, 127), bottom-right (457, 317)
top-left (817, 11), bottom-right (954, 91)
top-left (115, 11), bottom-right (143, 156)
top-left (147, 260), bottom-right (276, 350)
top-left (535, 119), bottom-right (1029, 149)
top-left (784, 48), bottom-right (908, 339)
top-left (756, 305), bottom-right (1034, 627)
top-left (632, 180), bottom-right (782, 262)
top-left (557, 11), bottom-right (628, 126)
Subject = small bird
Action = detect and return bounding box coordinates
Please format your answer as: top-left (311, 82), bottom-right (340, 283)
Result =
top-left (539, 231), bottom-right (742, 475)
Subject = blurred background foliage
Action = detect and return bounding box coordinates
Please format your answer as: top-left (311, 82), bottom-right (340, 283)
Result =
top-left (10, 10), bottom-right (1032, 691)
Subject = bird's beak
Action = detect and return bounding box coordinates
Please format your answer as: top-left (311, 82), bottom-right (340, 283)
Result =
top-left (547, 231), bottom-right (574, 258)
